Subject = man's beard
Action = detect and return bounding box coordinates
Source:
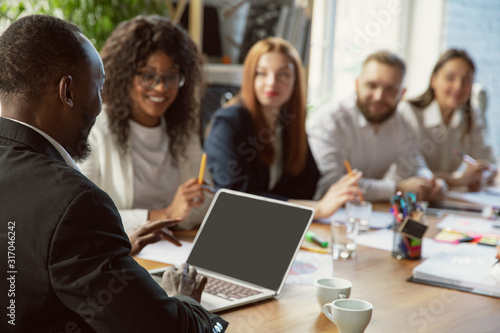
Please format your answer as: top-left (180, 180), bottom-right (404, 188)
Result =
top-left (356, 99), bottom-right (397, 124)
top-left (66, 139), bottom-right (92, 163)
top-left (65, 116), bottom-right (95, 163)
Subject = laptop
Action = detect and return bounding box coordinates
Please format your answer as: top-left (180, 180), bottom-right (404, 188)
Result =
top-left (149, 189), bottom-right (314, 312)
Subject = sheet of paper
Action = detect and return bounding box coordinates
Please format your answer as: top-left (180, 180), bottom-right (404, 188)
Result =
top-left (135, 240), bottom-right (193, 266)
top-left (357, 229), bottom-right (394, 251)
top-left (448, 188), bottom-right (500, 207)
top-left (422, 238), bottom-right (466, 258)
top-left (436, 214), bottom-right (500, 236)
top-left (484, 186), bottom-right (500, 196)
top-left (286, 250), bottom-right (333, 285)
top-left (315, 208), bottom-right (393, 229)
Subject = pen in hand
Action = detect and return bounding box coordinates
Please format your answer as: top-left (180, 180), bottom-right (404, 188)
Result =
top-left (494, 245), bottom-right (500, 267)
top-left (454, 150), bottom-right (479, 167)
top-left (198, 153), bottom-right (218, 194)
top-left (454, 149), bottom-right (492, 189)
top-left (493, 259), bottom-right (500, 267)
top-left (198, 153), bottom-right (207, 185)
top-left (344, 159), bottom-right (364, 201)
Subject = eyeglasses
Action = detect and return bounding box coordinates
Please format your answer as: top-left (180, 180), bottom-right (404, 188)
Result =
top-left (136, 70), bottom-right (185, 90)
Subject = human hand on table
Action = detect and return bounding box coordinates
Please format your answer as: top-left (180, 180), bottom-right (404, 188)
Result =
top-left (460, 162), bottom-right (489, 192)
top-left (128, 218), bottom-right (181, 256)
top-left (397, 176), bottom-right (447, 202)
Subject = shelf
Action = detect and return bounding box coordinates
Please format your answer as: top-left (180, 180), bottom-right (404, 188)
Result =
top-left (205, 63), bottom-right (243, 86)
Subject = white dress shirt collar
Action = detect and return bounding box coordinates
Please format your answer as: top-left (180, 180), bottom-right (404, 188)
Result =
top-left (353, 99), bottom-right (370, 128)
top-left (423, 100), bottom-right (463, 129)
top-left (3, 117), bottom-right (80, 170)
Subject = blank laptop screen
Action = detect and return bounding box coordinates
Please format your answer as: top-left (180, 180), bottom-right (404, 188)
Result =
top-left (187, 191), bottom-right (313, 291)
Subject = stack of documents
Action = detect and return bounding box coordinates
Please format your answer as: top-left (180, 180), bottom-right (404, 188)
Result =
top-left (409, 243), bottom-right (500, 298)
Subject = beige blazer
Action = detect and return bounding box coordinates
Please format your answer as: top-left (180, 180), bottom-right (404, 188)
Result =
top-left (79, 111), bottom-right (212, 230)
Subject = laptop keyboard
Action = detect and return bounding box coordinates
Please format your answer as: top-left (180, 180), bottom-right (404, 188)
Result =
top-left (151, 271), bottom-right (262, 301)
top-left (201, 275), bottom-right (262, 301)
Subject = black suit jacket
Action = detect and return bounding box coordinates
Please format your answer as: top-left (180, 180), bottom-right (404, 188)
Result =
top-left (204, 104), bottom-right (320, 201)
top-left (0, 117), bottom-right (227, 332)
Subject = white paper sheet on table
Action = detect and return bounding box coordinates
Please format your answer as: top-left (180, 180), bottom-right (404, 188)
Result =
top-left (286, 250), bottom-right (333, 285)
top-left (448, 188), bottom-right (500, 207)
top-left (485, 186), bottom-right (500, 196)
top-left (135, 239), bottom-right (193, 266)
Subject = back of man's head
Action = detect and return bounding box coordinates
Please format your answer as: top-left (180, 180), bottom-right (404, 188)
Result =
top-left (0, 15), bottom-right (87, 103)
top-left (362, 50), bottom-right (406, 77)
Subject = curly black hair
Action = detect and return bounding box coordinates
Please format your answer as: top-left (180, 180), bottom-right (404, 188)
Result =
top-left (100, 15), bottom-right (205, 162)
top-left (0, 15), bottom-right (87, 103)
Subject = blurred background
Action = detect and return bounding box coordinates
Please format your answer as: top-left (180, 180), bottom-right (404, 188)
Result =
top-left (1, 0), bottom-right (498, 157)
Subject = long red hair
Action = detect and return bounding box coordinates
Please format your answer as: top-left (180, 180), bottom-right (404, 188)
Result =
top-left (240, 37), bottom-right (307, 175)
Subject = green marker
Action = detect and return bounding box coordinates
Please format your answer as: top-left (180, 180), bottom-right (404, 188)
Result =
top-left (305, 231), bottom-right (328, 248)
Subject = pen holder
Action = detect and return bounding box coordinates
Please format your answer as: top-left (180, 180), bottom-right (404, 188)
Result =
top-left (391, 219), bottom-right (422, 260)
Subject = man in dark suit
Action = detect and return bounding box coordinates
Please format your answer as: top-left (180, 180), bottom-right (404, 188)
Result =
top-left (0, 14), bottom-right (227, 332)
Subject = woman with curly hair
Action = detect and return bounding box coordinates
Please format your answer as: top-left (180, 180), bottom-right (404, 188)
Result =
top-left (79, 15), bottom-right (211, 235)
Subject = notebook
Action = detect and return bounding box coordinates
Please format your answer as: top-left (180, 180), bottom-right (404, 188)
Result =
top-left (149, 189), bottom-right (314, 312)
top-left (408, 243), bottom-right (500, 298)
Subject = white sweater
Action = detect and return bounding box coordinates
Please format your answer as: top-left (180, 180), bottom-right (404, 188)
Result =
top-left (79, 111), bottom-right (212, 231)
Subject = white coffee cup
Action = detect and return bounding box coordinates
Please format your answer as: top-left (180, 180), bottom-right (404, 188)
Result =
top-left (322, 298), bottom-right (373, 333)
top-left (314, 277), bottom-right (352, 309)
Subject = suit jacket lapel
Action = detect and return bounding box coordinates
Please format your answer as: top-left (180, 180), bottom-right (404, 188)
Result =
top-left (0, 116), bottom-right (66, 164)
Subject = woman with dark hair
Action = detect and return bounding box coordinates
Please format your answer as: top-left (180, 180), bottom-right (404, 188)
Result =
top-left (80, 15), bottom-right (211, 234)
top-left (400, 49), bottom-right (496, 191)
top-left (204, 37), bottom-right (362, 219)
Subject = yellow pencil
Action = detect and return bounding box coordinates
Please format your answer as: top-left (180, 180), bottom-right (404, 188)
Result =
top-left (344, 159), bottom-right (364, 201)
top-left (300, 246), bottom-right (330, 255)
top-left (343, 159), bottom-right (353, 175)
top-left (198, 153), bottom-right (207, 185)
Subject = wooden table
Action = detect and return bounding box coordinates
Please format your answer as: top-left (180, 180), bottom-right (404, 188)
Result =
top-left (137, 204), bottom-right (500, 332)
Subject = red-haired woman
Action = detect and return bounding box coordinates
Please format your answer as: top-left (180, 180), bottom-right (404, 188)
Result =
top-left (205, 37), bottom-right (361, 219)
